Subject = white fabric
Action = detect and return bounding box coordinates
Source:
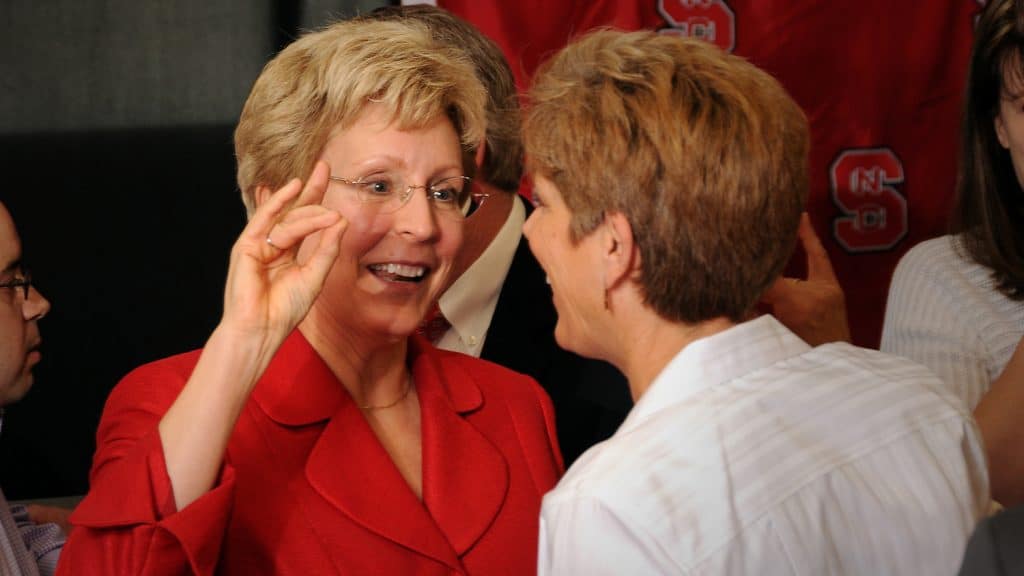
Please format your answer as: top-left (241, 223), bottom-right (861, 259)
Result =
top-left (539, 315), bottom-right (989, 576)
top-left (435, 195), bottom-right (524, 357)
top-left (881, 234), bottom-right (1024, 411)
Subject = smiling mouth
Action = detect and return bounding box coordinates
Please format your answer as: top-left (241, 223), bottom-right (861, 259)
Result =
top-left (368, 263), bottom-right (428, 283)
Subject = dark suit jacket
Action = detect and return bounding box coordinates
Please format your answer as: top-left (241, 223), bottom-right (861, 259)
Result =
top-left (959, 506), bottom-right (1024, 576)
top-left (63, 332), bottom-right (562, 575)
top-left (481, 201), bottom-right (632, 465)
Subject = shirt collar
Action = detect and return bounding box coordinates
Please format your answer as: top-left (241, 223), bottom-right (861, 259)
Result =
top-left (622, 315), bottom-right (811, 432)
top-left (437, 194), bottom-right (524, 353)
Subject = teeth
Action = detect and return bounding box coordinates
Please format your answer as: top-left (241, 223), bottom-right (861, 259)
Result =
top-left (370, 263), bottom-right (426, 278)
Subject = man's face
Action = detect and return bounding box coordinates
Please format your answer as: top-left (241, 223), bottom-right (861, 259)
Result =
top-left (0, 203), bottom-right (49, 407)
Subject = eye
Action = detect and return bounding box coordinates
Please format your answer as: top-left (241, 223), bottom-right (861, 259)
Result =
top-left (428, 177), bottom-right (466, 204)
top-left (529, 193), bottom-right (545, 209)
top-left (358, 178), bottom-right (394, 197)
top-left (429, 186), bottom-right (458, 204)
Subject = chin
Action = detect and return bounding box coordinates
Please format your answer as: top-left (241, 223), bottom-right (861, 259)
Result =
top-left (553, 322), bottom-right (584, 357)
top-left (0, 378), bottom-right (32, 407)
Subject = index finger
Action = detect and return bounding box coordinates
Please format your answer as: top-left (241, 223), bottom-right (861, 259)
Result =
top-left (294, 160), bottom-right (331, 209)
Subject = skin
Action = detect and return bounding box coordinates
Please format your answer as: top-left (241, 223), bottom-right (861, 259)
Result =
top-left (522, 175), bottom-right (732, 401)
top-left (159, 107), bottom-right (465, 509)
top-left (758, 213), bottom-right (851, 346)
top-left (0, 202), bottom-right (50, 407)
top-left (521, 176), bottom-right (608, 359)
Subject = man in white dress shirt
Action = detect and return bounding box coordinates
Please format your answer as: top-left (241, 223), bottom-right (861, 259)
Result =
top-left (520, 30), bottom-right (991, 575)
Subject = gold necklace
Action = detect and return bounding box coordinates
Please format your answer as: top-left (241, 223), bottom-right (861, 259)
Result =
top-left (359, 377), bottom-right (413, 411)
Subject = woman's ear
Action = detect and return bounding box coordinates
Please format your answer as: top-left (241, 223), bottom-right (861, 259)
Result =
top-left (254, 185), bottom-right (273, 209)
top-left (602, 211), bottom-right (640, 290)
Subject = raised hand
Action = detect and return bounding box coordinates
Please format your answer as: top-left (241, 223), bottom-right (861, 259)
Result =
top-left (221, 161), bottom-right (346, 343)
top-left (760, 213), bottom-right (851, 346)
top-left (158, 161), bottom-right (345, 511)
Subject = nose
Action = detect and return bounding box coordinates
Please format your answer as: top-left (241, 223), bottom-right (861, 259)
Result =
top-left (22, 285), bottom-right (50, 321)
top-left (393, 186), bottom-right (439, 241)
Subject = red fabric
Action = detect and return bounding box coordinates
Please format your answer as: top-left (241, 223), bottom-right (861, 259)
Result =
top-left (433, 0), bottom-right (981, 347)
top-left (60, 331), bottom-right (563, 575)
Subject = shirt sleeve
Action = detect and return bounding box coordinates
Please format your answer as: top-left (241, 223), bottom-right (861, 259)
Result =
top-left (881, 241), bottom-right (991, 409)
top-left (538, 494), bottom-right (681, 576)
top-left (57, 361), bottom-right (236, 576)
top-left (11, 505), bottom-right (64, 576)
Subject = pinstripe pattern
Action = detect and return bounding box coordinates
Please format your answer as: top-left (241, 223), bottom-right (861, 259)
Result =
top-left (539, 316), bottom-right (989, 575)
top-left (881, 235), bottom-right (1024, 410)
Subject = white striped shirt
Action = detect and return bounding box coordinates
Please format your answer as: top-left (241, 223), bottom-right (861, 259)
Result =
top-left (881, 235), bottom-right (1024, 411)
top-left (539, 315), bottom-right (989, 575)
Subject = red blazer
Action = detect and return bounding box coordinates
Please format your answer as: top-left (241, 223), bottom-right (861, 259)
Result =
top-left (59, 332), bottom-right (564, 575)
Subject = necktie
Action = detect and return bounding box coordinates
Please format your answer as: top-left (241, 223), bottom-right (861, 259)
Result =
top-left (417, 304), bottom-right (451, 343)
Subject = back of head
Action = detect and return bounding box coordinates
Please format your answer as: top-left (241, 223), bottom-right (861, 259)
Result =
top-left (358, 5), bottom-right (523, 193)
top-left (956, 0), bottom-right (1024, 299)
top-left (234, 18), bottom-right (487, 215)
top-left (524, 30), bottom-right (809, 324)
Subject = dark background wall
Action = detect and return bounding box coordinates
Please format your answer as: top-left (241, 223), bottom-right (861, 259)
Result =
top-left (1, 0), bottom-right (389, 500)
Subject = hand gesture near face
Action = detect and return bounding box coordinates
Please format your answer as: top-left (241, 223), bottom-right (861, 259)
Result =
top-left (760, 213), bottom-right (851, 346)
top-left (221, 161), bottom-right (347, 346)
top-left (159, 161), bottom-right (346, 510)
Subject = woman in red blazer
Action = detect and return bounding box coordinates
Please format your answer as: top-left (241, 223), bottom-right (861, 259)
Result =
top-left (58, 17), bottom-right (562, 576)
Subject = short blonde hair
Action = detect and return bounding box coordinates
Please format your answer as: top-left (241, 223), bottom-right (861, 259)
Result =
top-left (235, 19), bottom-right (487, 215)
top-left (525, 30), bottom-right (809, 323)
top-left (357, 6), bottom-right (523, 193)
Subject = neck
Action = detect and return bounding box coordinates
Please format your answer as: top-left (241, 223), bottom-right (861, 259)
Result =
top-left (604, 298), bottom-right (735, 401)
top-left (447, 184), bottom-right (515, 288)
top-left (298, 314), bottom-right (410, 408)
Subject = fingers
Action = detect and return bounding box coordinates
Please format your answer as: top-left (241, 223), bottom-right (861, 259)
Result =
top-left (265, 206), bottom-right (342, 253)
top-left (302, 216), bottom-right (349, 289)
top-left (244, 162), bottom-right (336, 256)
top-left (295, 160), bottom-right (331, 208)
top-left (797, 213), bottom-right (838, 282)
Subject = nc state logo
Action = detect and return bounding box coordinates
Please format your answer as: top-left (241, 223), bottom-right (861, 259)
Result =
top-left (829, 148), bottom-right (908, 253)
top-left (657, 0), bottom-right (736, 53)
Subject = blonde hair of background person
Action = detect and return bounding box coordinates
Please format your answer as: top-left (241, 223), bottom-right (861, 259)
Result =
top-left (58, 18), bottom-right (563, 575)
top-left (523, 29), bottom-right (987, 575)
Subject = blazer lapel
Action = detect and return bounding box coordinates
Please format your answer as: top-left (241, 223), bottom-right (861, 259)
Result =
top-left (413, 337), bottom-right (510, 556)
top-left (304, 398), bottom-right (463, 570)
top-left (258, 332), bottom-right (509, 567)
top-left (256, 331), bottom-right (462, 569)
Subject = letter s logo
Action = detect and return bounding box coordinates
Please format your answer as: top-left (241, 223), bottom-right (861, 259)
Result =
top-left (657, 0), bottom-right (737, 53)
top-left (829, 148), bottom-right (908, 252)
